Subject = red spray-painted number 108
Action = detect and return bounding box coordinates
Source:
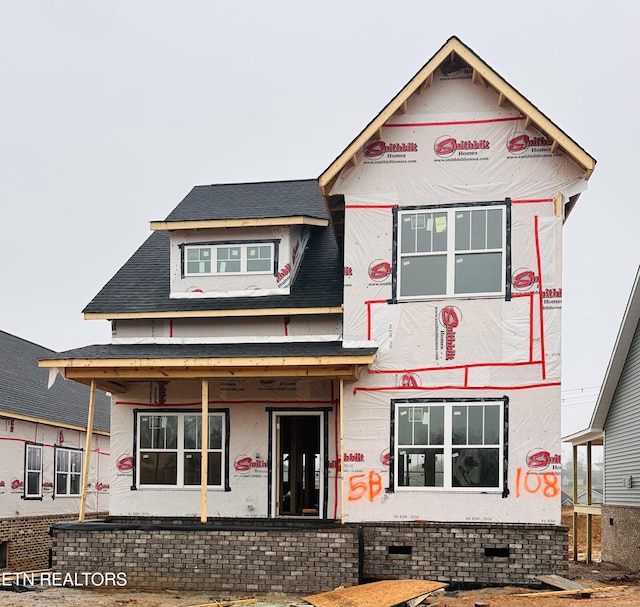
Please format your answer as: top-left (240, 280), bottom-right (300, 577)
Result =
top-left (514, 467), bottom-right (559, 498)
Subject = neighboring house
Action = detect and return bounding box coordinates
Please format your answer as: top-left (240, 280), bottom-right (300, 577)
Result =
top-left (577, 489), bottom-right (603, 505)
top-left (565, 266), bottom-right (640, 570)
top-left (0, 330), bottom-right (110, 573)
top-left (42, 37), bottom-right (595, 593)
top-left (561, 491), bottom-right (574, 507)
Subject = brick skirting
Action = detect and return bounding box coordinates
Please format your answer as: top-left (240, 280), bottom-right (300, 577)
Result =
top-left (601, 504), bottom-right (640, 570)
top-left (50, 518), bottom-right (567, 593)
top-left (0, 512), bottom-right (107, 573)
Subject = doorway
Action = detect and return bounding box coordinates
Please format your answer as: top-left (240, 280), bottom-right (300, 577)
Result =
top-left (274, 413), bottom-right (322, 517)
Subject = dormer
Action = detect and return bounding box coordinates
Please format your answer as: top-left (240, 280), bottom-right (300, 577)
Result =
top-left (149, 181), bottom-right (329, 299)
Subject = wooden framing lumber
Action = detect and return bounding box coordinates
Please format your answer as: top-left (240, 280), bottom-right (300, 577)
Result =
top-left (84, 306), bottom-right (343, 321)
top-left (150, 216), bottom-right (328, 231)
top-left (78, 380), bottom-right (96, 522)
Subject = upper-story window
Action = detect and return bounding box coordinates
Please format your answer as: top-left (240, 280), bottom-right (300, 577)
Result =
top-left (397, 203), bottom-right (507, 299)
top-left (183, 242), bottom-right (276, 276)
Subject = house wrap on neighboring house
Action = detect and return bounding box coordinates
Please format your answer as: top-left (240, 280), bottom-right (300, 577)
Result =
top-left (565, 267), bottom-right (640, 570)
top-left (0, 330), bottom-right (110, 573)
top-left (41, 37), bottom-right (595, 593)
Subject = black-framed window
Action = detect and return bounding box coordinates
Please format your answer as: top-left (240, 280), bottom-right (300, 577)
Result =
top-left (180, 239), bottom-right (279, 277)
top-left (54, 446), bottom-right (83, 496)
top-left (133, 408), bottom-right (230, 489)
top-left (394, 200), bottom-right (511, 300)
top-left (390, 397), bottom-right (508, 494)
top-left (24, 442), bottom-right (43, 499)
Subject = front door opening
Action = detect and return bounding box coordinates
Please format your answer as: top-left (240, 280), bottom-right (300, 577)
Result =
top-left (276, 415), bottom-right (321, 517)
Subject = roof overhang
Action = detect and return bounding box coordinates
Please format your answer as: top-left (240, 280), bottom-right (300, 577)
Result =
top-left (84, 306), bottom-right (343, 322)
top-left (40, 343), bottom-right (377, 393)
top-left (0, 409), bottom-right (110, 436)
top-left (150, 216), bottom-right (329, 231)
top-left (562, 428), bottom-right (604, 447)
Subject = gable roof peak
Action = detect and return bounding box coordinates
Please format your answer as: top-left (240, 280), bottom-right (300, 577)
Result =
top-left (319, 35), bottom-right (596, 234)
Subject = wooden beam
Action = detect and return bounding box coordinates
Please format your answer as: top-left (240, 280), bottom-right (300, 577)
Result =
top-left (201, 380), bottom-right (208, 524)
top-left (78, 380), bottom-right (96, 522)
top-left (84, 306), bottom-right (343, 321)
top-left (572, 444), bottom-right (578, 561)
top-left (554, 192), bottom-right (563, 217)
top-left (516, 586), bottom-right (626, 598)
top-left (587, 440), bottom-right (593, 564)
top-left (418, 72), bottom-right (432, 94)
top-left (574, 504), bottom-right (602, 515)
top-left (497, 92), bottom-right (505, 107)
top-left (150, 216), bottom-right (328, 231)
top-left (472, 69), bottom-right (486, 87)
top-left (62, 365), bottom-right (367, 382)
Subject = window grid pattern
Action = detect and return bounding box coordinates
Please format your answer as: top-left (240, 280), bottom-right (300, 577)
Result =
top-left (184, 243), bottom-right (274, 276)
top-left (55, 448), bottom-right (83, 496)
top-left (24, 443), bottom-right (43, 498)
top-left (394, 401), bottom-right (503, 491)
top-left (398, 205), bottom-right (505, 298)
top-left (138, 412), bottom-right (225, 488)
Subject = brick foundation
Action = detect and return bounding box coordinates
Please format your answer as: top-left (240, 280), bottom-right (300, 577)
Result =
top-left (50, 518), bottom-right (567, 593)
top-left (0, 512), bottom-right (107, 573)
top-left (361, 522), bottom-right (567, 586)
top-left (601, 504), bottom-right (640, 570)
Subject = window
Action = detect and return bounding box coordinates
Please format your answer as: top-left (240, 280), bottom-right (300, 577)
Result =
top-left (137, 412), bottom-right (225, 487)
top-left (55, 447), bottom-right (83, 496)
top-left (393, 398), bottom-right (505, 491)
top-left (398, 205), bottom-right (506, 298)
top-left (184, 242), bottom-right (275, 276)
top-left (24, 443), bottom-right (43, 499)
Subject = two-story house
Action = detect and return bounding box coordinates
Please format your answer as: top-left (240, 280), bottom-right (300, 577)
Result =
top-left (42, 37), bottom-right (595, 594)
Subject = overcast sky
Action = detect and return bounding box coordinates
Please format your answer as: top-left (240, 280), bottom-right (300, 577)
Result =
top-left (1, 1), bottom-right (638, 435)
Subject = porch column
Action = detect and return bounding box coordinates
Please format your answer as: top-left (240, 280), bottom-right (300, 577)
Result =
top-left (339, 378), bottom-right (345, 524)
top-left (78, 379), bottom-right (96, 522)
top-left (572, 444), bottom-right (578, 561)
top-left (201, 379), bottom-right (209, 523)
top-left (586, 440), bottom-right (593, 564)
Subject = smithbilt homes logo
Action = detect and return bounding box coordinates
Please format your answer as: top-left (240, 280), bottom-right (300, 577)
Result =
top-left (437, 306), bottom-right (461, 361)
top-left (364, 140), bottom-right (418, 164)
top-left (434, 135), bottom-right (490, 161)
top-left (368, 259), bottom-right (392, 284)
top-left (506, 132), bottom-right (556, 158)
top-left (234, 455), bottom-right (268, 475)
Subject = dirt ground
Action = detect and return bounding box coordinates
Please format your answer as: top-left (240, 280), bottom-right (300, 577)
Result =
top-left (1, 508), bottom-right (637, 607)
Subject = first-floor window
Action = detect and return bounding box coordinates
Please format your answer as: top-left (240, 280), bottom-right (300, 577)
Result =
top-left (137, 411), bottom-right (225, 487)
top-left (55, 447), bottom-right (83, 496)
top-left (393, 398), bottom-right (505, 491)
top-left (24, 443), bottom-right (43, 499)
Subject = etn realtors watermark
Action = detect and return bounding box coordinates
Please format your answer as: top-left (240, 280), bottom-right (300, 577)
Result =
top-left (2, 571), bottom-right (127, 587)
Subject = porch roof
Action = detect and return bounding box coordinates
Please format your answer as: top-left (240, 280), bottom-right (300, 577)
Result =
top-left (39, 341), bottom-right (378, 392)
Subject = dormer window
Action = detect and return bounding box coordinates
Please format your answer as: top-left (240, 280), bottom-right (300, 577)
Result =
top-left (182, 241), bottom-right (277, 277)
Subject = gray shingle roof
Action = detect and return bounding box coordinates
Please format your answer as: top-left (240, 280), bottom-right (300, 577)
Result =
top-left (0, 330), bottom-right (110, 432)
top-left (84, 180), bottom-right (342, 316)
top-left (41, 341), bottom-right (376, 361)
top-left (161, 179), bottom-right (328, 222)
